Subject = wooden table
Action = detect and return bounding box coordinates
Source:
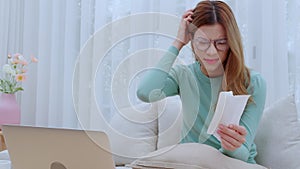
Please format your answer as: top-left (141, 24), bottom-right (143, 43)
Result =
top-left (0, 131), bottom-right (6, 151)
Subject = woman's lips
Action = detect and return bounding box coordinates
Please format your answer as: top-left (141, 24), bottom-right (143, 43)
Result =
top-left (204, 58), bottom-right (219, 64)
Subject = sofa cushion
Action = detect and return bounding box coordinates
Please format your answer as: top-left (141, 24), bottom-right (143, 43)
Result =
top-left (0, 151), bottom-right (11, 169)
top-left (255, 95), bottom-right (300, 169)
top-left (156, 96), bottom-right (182, 149)
top-left (0, 150), bottom-right (9, 161)
top-left (107, 103), bottom-right (158, 166)
top-left (128, 143), bottom-right (267, 169)
top-left (0, 160), bottom-right (11, 169)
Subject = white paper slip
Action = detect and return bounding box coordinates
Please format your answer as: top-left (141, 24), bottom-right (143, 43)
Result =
top-left (207, 91), bottom-right (250, 141)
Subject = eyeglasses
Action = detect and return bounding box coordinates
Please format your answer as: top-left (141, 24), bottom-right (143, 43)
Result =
top-left (192, 37), bottom-right (229, 52)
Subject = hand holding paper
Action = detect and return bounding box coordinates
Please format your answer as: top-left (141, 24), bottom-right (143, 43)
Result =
top-left (207, 91), bottom-right (250, 141)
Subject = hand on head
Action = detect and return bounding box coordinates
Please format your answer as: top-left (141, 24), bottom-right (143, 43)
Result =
top-left (172, 9), bottom-right (194, 50)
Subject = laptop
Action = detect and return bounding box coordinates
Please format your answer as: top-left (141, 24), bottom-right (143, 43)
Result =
top-left (2, 125), bottom-right (116, 169)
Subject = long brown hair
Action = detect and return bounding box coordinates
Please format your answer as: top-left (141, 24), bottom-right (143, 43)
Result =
top-left (189, 0), bottom-right (251, 97)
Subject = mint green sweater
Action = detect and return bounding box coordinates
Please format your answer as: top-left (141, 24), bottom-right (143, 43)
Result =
top-left (137, 46), bottom-right (266, 163)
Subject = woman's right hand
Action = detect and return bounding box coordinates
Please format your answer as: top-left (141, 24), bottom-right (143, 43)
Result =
top-left (172, 9), bottom-right (194, 51)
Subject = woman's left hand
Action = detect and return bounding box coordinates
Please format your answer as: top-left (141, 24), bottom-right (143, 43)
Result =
top-left (217, 124), bottom-right (247, 151)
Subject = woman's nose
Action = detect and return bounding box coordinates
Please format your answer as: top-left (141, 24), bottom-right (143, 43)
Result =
top-left (206, 42), bottom-right (218, 55)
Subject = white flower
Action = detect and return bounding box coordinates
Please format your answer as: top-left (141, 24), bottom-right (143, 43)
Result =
top-left (3, 64), bottom-right (12, 74)
top-left (2, 64), bottom-right (16, 76)
top-left (7, 58), bottom-right (13, 65)
top-left (1, 53), bottom-right (38, 94)
top-left (18, 55), bottom-right (25, 61)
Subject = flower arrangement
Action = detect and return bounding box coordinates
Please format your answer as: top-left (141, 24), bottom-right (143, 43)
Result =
top-left (0, 53), bottom-right (38, 94)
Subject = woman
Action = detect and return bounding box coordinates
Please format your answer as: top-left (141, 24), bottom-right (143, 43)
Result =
top-left (137, 0), bottom-right (266, 164)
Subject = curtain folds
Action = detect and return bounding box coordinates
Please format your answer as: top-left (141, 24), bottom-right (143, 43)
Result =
top-left (287, 0), bottom-right (300, 119)
top-left (0, 0), bottom-right (298, 128)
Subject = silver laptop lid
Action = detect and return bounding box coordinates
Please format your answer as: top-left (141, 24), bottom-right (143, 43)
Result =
top-left (2, 125), bottom-right (115, 169)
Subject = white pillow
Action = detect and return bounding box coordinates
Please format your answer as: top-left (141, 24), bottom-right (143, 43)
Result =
top-left (128, 143), bottom-right (267, 169)
top-left (255, 95), bottom-right (300, 169)
top-left (0, 150), bottom-right (10, 160)
top-left (156, 96), bottom-right (182, 149)
top-left (107, 103), bottom-right (158, 166)
top-left (0, 160), bottom-right (11, 169)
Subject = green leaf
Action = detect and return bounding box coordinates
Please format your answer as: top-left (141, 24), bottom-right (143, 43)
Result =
top-left (13, 87), bottom-right (24, 93)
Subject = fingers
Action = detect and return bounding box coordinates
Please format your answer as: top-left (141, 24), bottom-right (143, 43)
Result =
top-left (174, 9), bottom-right (194, 48)
top-left (217, 128), bottom-right (243, 151)
top-left (229, 124), bottom-right (247, 136)
top-left (219, 124), bottom-right (247, 142)
top-left (182, 9), bottom-right (194, 19)
top-left (217, 124), bottom-right (247, 151)
top-left (182, 10), bottom-right (194, 23)
top-left (219, 135), bottom-right (237, 151)
top-left (184, 15), bottom-right (193, 23)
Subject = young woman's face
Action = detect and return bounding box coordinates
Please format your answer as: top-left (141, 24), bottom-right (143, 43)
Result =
top-left (192, 23), bottom-right (229, 77)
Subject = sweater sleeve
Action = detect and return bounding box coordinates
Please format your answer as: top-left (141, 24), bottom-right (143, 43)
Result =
top-left (219, 72), bottom-right (267, 163)
top-left (137, 46), bottom-right (180, 103)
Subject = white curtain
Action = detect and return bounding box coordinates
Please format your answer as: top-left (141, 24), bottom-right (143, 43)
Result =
top-left (0, 0), bottom-right (81, 128)
top-left (287, 0), bottom-right (300, 119)
top-left (0, 0), bottom-right (298, 128)
top-left (224, 0), bottom-right (290, 107)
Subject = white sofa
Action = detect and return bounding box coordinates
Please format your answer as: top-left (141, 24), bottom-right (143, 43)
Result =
top-left (107, 95), bottom-right (300, 169)
top-left (1, 95), bottom-right (299, 169)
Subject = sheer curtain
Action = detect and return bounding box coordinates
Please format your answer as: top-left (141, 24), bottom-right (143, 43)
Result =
top-left (287, 0), bottom-right (300, 119)
top-left (0, 0), bottom-right (298, 128)
top-left (224, 0), bottom-right (290, 107)
top-left (0, 0), bottom-right (81, 128)
top-left (74, 0), bottom-right (199, 130)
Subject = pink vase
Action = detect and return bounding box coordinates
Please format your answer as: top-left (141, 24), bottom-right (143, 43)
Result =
top-left (0, 93), bottom-right (21, 129)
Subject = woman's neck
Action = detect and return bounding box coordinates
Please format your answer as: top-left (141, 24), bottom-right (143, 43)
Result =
top-left (200, 65), bottom-right (224, 78)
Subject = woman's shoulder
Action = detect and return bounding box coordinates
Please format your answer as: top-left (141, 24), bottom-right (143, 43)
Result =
top-left (169, 63), bottom-right (198, 81)
top-left (248, 69), bottom-right (266, 92)
top-left (171, 62), bottom-right (197, 73)
top-left (249, 70), bottom-right (265, 82)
